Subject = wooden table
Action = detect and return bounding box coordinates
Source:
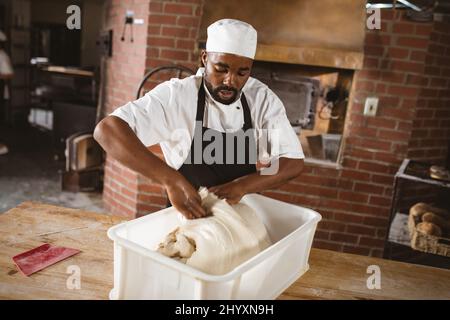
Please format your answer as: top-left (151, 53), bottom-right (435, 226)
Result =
top-left (1, 202), bottom-right (449, 300)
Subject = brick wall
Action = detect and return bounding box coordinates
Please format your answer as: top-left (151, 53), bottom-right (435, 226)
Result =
top-left (101, 0), bottom-right (150, 217)
top-left (102, 0), bottom-right (204, 217)
top-left (102, 5), bottom-right (448, 256)
top-left (132, 0), bottom-right (205, 217)
top-left (287, 10), bottom-right (434, 257)
top-left (407, 19), bottom-right (450, 163)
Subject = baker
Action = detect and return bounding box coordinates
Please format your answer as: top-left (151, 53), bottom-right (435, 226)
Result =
top-left (94, 19), bottom-right (305, 219)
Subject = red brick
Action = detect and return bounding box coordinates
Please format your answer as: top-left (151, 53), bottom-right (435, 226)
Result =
top-left (347, 147), bottom-right (374, 160)
top-left (358, 161), bottom-right (391, 174)
top-left (365, 34), bottom-right (391, 46)
top-left (410, 50), bottom-right (427, 62)
top-left (164, 3), bottom-right (193, 15)
top-left (372, 151), bottom-right (401, 164)
top-left (425, 66), bottom-right (442, 77)
top-left (315, 209), bottom-right (335, 220)
top-left (177, 16), bottom-right (198, 27)
top-left (405, 74), bottom-right (425, 86)
top-left (369, 195), bottom-right (392, 207)
top-left (136, 203), bottom-right (164, 215)
top-left (360, 139), bottom-right (392, 152)
top-left (381, 71), bottom-right (405, 83)
top-left (320, 220), bottom-right (347, 232)
top-left (161, 49), bottom-right (189, 61)
top-left (137, 194), bottom-right (168, 206)
top-left (341, 169), bottom-right (368, 181)
top-left (319, 199), bottom-right (353, 212)
top-left (334, 212), bottom-right (365, 224)
top-left (263, 191), bottom-right (293, 203)
top-left (342, 158), bottom-right (358, 169)
top-left (387, 85), bottom-right (419, 96)
top-left (330, 232), bottom-right (359, 244)
top-left (363, 57), bottom-right (379, 69)
top-left (363, 216), bottom-right (389, 227)
top-left (300, 186), bottom-right (338, 199)
top-left (367, 117), bottom-right (397, 129)
top-left (357, 70), bottom-right (380, 81)
top-left (349, 125), bottom-right (378, 137)
top-left (415, 24), bottom-right (433, 36)
top-left (375, 83), bottom-right (386, 94)
top-left (377, 228), bottom-right (387, 238)
top-left (387, 47), bottom-right (409, 59)
top-left (314, 230), bottom-right (330, 240)
top-left (393, 23), bottom-right (415, 34)
top-left (162, 26), bottom-right (190, 38)
top-left (347, 224), bottom-right (376, 237)
top-left (339, 191), bottom-right (369, 203)
top-left (148, 14), bottom-right (177, 25)
top-left (312, 240), bottom-right (342, 252)
top-left (390, 60), bottom-right (424, 74)
top-left (149, 2), bottom-right (163, 12)
top-left (148, 25), bottom-right (161, 35)
top-left (113, 192), bottom-right (137, 208)
top-left (428, 44), bottom-right (446, 55)
top-left (354, 182), bottom-right (384, 195)
top-left (397, 37), bottom-right (429, 49)
top-left (176, 39), bottom-right (195, 50)
top-left (430, 77), bottom-right (448, 88)
top-left (121, 186), bottom-right (137, 200)
top-left (359, 236), bottom-right (385, 248)
top-left (364, 45), bottom-right (384, 56)
top-left (150, 37), bottom-right (175, 48)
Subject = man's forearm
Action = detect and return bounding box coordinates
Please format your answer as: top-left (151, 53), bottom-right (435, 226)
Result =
top-left (93, 116), bottom-right (178, 186)
top-left (238, 158), bottom-right (304, 194)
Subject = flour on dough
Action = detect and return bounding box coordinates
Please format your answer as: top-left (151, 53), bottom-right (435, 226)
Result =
top-left (157, 187), bottom-right (272, 275)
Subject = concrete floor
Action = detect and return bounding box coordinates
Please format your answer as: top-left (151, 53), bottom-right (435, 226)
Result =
top-left (0, 124), bottom-right (105, 214)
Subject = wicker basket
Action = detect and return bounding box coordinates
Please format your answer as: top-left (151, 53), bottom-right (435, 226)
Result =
top-left (408, 214), bottom-right (450, 257)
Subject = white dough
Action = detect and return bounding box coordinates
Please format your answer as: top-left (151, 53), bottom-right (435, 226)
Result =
top-left (157, 188), bottom-right (271, 275)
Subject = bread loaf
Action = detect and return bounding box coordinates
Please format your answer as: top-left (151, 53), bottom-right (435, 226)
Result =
top-left (409, 202), bottom-right (429, 218)
top-left (410, 202), bottom-right (449, 219)
top-left (422, 212), bottom-right (450, 231)
top-left (416, 222), bottom-right (442, 237)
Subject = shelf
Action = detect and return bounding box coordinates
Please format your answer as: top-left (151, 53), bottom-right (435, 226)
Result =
top-left (396, 159), bottom-right (450, 189)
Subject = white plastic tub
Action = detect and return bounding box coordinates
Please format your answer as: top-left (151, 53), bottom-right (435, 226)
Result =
top-left (107, 193), bottom-right (321, 300)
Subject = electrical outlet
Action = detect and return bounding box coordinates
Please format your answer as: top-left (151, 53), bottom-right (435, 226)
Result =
top-left (364, 97), bottom-right (378, 117)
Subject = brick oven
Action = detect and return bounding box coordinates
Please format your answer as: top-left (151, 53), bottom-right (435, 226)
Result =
top-left (100, 0), bottom-right (450, 257)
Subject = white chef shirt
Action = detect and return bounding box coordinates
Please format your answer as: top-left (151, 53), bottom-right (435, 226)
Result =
top-left (110, 68), bottom-right (304, 170)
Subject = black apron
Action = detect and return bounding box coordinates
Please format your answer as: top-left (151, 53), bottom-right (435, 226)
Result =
top-left (166, 79), bottom-right (257, 207)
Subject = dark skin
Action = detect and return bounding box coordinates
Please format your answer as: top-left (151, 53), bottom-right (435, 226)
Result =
top-left (94, 50), bottom-right (304, 219)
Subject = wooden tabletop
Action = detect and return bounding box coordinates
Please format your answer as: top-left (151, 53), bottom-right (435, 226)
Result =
top-left (1, 202), bottom-right (449, 300)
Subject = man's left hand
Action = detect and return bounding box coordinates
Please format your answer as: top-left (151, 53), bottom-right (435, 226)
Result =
top-left (208, 180), bottom-right (247, 205)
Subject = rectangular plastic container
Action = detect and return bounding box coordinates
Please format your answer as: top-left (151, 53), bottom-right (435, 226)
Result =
top-left (107, 193), bottom-right (322, 300)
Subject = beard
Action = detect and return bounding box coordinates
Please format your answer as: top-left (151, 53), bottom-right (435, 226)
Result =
top-left (204, 77), bottom-right (239, 105)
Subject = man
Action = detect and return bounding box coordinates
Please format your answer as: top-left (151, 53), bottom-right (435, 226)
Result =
top-left (94, 19), bottom-right (305, 219)
top-left (0, 30), bottom-right (13, 156)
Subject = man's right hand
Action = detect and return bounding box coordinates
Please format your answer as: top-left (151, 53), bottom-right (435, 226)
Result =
top-left (164, 174), bottom-right (207, 219)
top-left (94, 116), bottom-right (207, 220)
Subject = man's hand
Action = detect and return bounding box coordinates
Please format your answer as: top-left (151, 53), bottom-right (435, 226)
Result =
top-left (208, 180), bottom-right (247, 205)
top-left (164, 174), bottom-right (208, 220)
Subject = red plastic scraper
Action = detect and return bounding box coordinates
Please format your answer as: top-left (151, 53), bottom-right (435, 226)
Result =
top-left (12, 243), bottom-right (81, 276)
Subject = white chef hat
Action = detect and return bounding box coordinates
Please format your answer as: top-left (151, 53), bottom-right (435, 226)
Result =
top-left (206, 19), bottom-right (257, 59)
top-left (0, 30), bottom-right (7, 42)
